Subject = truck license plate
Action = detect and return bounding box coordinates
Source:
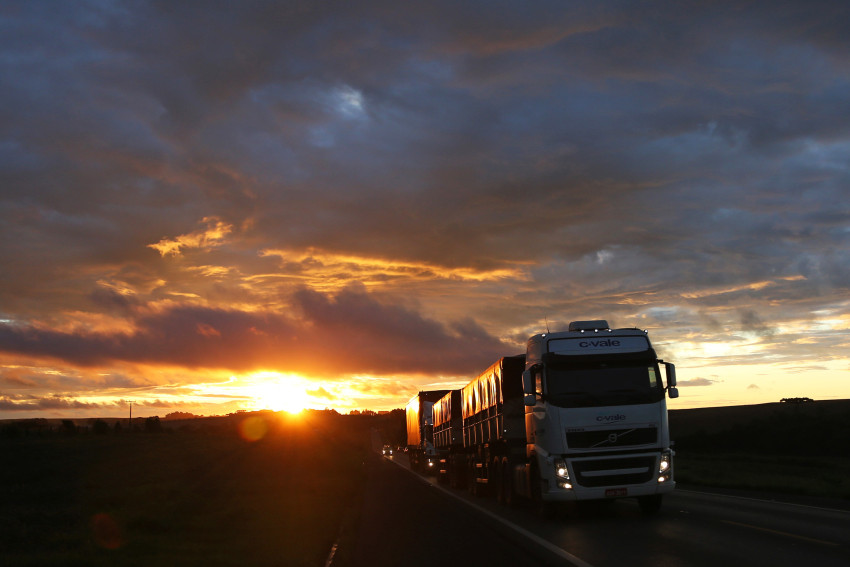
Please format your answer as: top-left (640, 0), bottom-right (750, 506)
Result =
top-left (606, 488), bottom-right (628, 498)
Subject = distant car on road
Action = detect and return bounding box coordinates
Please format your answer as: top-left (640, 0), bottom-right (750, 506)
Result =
top-left (381, 445), bottom-right (393, 457)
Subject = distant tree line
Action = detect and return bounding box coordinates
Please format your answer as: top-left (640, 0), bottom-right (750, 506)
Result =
top-left (0, 416), bottom-right (165, 438)
top-left (1, 409), bottom-right (403, 443)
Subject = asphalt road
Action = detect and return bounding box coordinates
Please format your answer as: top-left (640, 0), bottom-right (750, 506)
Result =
top-left (346, 451), bottom-right (850, 567)
top-left (345, 453), bottom-right (570, 566)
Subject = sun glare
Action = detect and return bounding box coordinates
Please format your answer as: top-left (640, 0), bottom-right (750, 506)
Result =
top-left (249, 373), bottom-right (311, 414)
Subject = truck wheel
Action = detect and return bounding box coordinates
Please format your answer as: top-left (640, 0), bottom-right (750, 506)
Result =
top-left (638, 494), bottom-right (663, 516)
top-left (492, 458), bottom-right (504, 502)
top-left (451, 455), bottom-right (466, 489)
top-left (494, 460), bottom-right (504, 504)
top-left (530, 462), bottom-right (556, 519)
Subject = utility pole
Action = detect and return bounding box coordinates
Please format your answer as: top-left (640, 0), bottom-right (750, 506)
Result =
top-left (128, 400), bottom-right (134, 430)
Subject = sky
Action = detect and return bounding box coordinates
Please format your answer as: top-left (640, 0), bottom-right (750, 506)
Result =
top-left (1, 1), bottom-right (849, 419)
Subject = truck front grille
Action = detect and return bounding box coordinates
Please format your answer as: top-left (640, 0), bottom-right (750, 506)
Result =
top-left (566, 427), bottom-right (657, 449)
top-left (572, 455), bottom-right (656, 487)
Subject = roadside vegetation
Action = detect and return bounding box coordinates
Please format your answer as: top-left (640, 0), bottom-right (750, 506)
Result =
top-left (671, 399), bottom-right (850, 500)
top-left (673, 453), bottom-right (850, 499)
top-left (0, 410), bottom-right (386, 567)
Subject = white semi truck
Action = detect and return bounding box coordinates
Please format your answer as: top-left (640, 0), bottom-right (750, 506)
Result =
top-left (448, 320), bottom-right (679, 515)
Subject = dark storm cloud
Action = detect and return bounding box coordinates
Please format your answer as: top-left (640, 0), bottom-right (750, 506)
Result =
top-left (5, 0), bottom-right (848, 279)
top-left (0, 393), bottom-right (114, 412)
top-left (0, 286), bottom-right (510, 376)
top-left (738, 308), bottom-right (776, 338)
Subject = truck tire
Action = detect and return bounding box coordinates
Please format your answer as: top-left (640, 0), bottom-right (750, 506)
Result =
top-left (493, 459), bottom-right (504, 503)
top-left (638, 494), bottom-right (663, 515)
top-left (497, 459), bottom-right (515, 507)
top-left (450, 455), bottom-right (465, 489)
top-left (530, 462), bottom-right (556, 519)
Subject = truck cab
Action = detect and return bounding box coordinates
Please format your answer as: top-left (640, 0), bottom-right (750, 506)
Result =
top-left (522, 320), bottom-right (678, 513)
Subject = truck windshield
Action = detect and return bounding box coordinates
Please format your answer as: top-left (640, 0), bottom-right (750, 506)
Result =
top-left (545, 361), bottom-right (664, 408)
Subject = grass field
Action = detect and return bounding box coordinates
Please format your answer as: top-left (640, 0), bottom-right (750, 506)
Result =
top-left (674, 453), bottom-right (850, 499)
top-left (670, 399), bottom-right (850, 500)
top-left (0, 411), bottom-right (371, 567)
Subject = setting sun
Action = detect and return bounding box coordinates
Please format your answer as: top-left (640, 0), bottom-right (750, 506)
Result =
top-left (249, 372), bottom-right (311, 414)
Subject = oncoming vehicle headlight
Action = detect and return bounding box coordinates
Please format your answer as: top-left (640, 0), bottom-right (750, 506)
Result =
top-left (657, 450), bottom-right (672, 483)
top-left (554, 458), bottom-right (572, 490)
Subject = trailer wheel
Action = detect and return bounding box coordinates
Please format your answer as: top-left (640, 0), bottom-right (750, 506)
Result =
top-left (451, 455), bottom-right (466, 489)
top-left (638, 494), bottom-right (663, 516)
top-left (467, 460), bottom-right (478, 496)
top-left (497, 459), bottom-right (515, 507)
top-left (491, 457), bottom-right (503, 501)
top-left (493, 459), bottom-right (503, 503)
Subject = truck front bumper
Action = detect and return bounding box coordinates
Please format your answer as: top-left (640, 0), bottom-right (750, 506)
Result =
top-left (541, 449), bottom-right (676, 502)
top-left (542, 478), bottom-right (675, 502)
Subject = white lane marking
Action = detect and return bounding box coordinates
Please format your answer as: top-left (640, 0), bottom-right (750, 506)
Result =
top-left (722, 520), bottom-right (840, 547)
top-left (386, 455), bottom-right (595, 567)
top-left (676, 488), bottom-right (850, 514)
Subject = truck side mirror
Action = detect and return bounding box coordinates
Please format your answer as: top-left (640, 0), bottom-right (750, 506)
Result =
top-left (664, 363), bottom-right (678, 398)
top-left (522, 368), bottom-right (535, 396)
top-left (523, 365), bottom-right (544, 405)
top-left (664, 362), bottom-right (677, 388)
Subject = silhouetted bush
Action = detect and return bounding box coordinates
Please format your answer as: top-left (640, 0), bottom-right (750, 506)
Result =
top-left (61, 419), bottom-right (77, 435)
top-left (92, 419), bottom-right (109, 435)
top-left (144, 416), bottom-right (162, 433)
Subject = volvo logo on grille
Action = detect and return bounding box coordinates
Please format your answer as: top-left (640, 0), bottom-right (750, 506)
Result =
top-left (608, 433), bottom-right (618, 443)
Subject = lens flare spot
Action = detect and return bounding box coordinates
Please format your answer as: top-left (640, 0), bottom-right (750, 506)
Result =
top-left (238, 416), bottom-right (268, 442)
top-left (91, 512), bottom-right (123, 550)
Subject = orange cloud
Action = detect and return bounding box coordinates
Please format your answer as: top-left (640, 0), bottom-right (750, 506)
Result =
top-left (259, 247), bottom-right (529, 291)
top-left (148, 217), bottom-right (233, 257)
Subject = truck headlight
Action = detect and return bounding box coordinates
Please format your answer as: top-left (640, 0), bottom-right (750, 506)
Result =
top-left (554, 458), bottom-right (572, 490)
top-left (657, 451), bottom-right (672, 483)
